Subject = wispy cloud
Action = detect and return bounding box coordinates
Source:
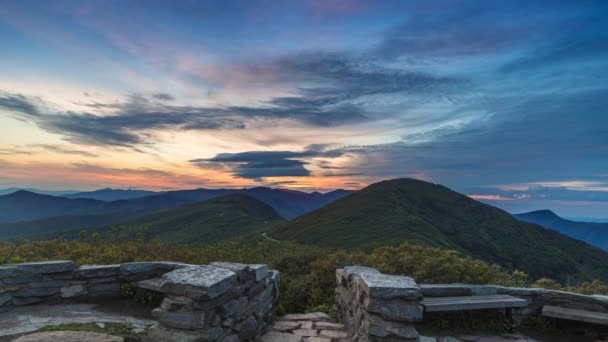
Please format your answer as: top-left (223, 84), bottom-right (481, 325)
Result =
top-left (190, 145), bottom-right (348, 180)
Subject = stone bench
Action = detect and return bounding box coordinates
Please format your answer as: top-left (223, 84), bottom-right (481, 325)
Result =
top-left (422, 295), bottom-right (528, 313)
top-left (542, 305), bottom-right (608, 326)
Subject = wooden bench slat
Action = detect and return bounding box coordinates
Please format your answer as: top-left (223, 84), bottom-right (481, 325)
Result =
top-left (422, 295), bottom-right (527, 312)
top-left (542, 305), bottom-right (608, 326)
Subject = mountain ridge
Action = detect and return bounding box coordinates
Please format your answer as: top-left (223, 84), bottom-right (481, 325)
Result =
top-left (269, 178), bottom-right (608, 282)
top-left (515, 209), bottom-right (608, 251)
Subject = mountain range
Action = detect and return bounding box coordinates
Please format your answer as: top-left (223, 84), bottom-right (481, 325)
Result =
top-left (515, 210), bottom-right (608, 251)
top-left (62, 188), bottom-right (159, 201)
top-left (0, 188), bottom-right (79, 196)
top-left (1, 179), bottom-right (608, 283)
top-left (0, 187), bottom-right (352, 223)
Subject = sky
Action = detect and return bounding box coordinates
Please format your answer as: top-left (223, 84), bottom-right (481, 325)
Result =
top-left (0, 0), bottom-right (607, 217)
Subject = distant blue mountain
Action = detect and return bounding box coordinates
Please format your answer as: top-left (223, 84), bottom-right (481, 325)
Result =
top-left (63, 188), bottom-right (159, 201)
top-left (0, 191), bottom-right (107, 222)
top-left (0, 187), bottom-right (353, 223)
top-left (515, 210), bottom-right (608, 251)
top-left (0, 188), bottom-right (79, 196)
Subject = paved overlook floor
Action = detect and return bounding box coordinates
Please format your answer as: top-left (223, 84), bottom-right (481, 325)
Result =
top-left (259, 312), bottom-right (348, 342)
top-left (0, 301), bottom-right (155, 340)
top-left (0, 305), bottom-right (598, 342)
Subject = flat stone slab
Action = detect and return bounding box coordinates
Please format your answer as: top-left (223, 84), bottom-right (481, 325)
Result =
top-left (12, 331), bottom-right (123, 342)
top-left (358, 272), bottom-right (421, 300)
top-left (136, 278), bottom-right (163, 292)
top-left (9, 261), bottom-right (76, 274)
top-left (261, 313), bottom-right (348, 342)
top-left (259, 332), bottom-right (303, 342)
top-left (280, 312), bottom-right (330, 321)
top-left (0, 303), bottom-right (156, 337)
top-left (159, 266), bottom-right (237, 300)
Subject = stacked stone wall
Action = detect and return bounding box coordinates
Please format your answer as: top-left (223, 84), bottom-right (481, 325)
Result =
top-left (0, 260), bottom-right (189, 310)
top-left (335, 266), bottom-right (423, 341)
top-left (336, 266), bottom-right (608, 341)
top-left (0, 260), bottom-right (280, 342)
top-left (147, 262), bottom-right (280, 342)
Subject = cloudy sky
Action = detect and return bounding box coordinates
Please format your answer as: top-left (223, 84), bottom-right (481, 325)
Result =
top-left (0, 0), bottom-right (607, 217)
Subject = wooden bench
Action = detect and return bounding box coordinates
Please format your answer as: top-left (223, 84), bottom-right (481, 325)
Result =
top-left (422, 295), bottom-right (527, 314)
top-left (542, 305), bottom-right (608, 326)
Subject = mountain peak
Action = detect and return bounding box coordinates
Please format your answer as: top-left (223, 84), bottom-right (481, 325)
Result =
top-left (516, 209), bottom-right (561, 220)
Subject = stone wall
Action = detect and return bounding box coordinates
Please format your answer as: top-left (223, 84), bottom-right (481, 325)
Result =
top-left (0, 260), bottom-right (280, 342)
top-left (147, 262), bottom-right (280, 342)
top-left (336, 266), bottom-right (608, 341)
top-left (335, 266), bottom-right (424, 341)
top-left (0, 260), bottom-right (189, 310)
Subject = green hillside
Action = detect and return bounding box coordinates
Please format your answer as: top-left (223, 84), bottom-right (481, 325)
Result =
top-left (269, 178), bottom-right (608, 282)
top-left (124, 194), bottom-right (284, 245)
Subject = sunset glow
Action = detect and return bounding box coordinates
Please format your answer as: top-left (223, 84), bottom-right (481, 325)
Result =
top-left (1, 0), bottom-right (607, 217)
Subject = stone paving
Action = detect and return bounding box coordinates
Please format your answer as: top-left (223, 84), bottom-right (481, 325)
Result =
top-left (0, 303), bottom-right (155, 339)
top-left (11, 331), bottom-right (123, 342)
top-left (258, 312), bottom-right (349, 342)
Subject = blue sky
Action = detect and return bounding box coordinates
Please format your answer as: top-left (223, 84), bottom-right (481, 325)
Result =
top-left (0, 0), bottom-right (607, 217)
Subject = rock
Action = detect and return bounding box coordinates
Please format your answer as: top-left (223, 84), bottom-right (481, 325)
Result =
top-left (271, 321), bottom-right (300, 331)
top-left (281, 312), bottom-right (330, 321)
top-left (152, 308), bottom-right (205, 330)
top-left (160, 266), bottom-right (237, 300)
top-left (249, 264), bottom-right (270, 281)
top-left (366, 298), bottom-right (424, 322)
top-left (12, 297), bottom-right (44, 305)
top-left (358, 272), bottom-right (421, 300)
top-left (12, 261), bottom-right (76, 274)
top-left (160, 296), bottom-right (193, 312)
top-left (61, 285), bottom-right (87, 298)
top-left (13, 331), bottom-right (123, 342)
top-left (0, 266), bottom-right (17, 278)
top-left (314, 321), bottom-right (344, 330)
top-left (299, 321), bottom-right (314, 329)
top-left (0, 293), bottom-right (11, 306)
top-left (28, 281), bottom-right (67, 288)
top-left (2, 275), bottom-right (41, 284)
top-left (12, 287), bottom-right (59, 297)
top-left (319, 330), bottom-right (348, 339)
top-left (366, 314), bottom-right (419, 339)
top-left (88, 283), bottom-right (121, 296)
top-left (293, 329), bottom-right (317, 337)
top-left (77, 265), bottom-right (120, 278)
top-left (119, 262), bottom-right (189, 281)
top-left (306, 338), bottom-right (332, 342)
top-left (260, 332), bottom-right (303, 342)
top-left (237, 316), bottom-right (258, 339)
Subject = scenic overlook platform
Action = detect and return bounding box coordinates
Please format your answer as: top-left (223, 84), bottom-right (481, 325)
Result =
top-left (2, 260), bottom-right (608, 341)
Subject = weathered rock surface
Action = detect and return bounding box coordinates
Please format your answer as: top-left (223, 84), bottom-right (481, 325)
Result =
top-left (148, 262), bottom-right (279, 342)
top-left (159, 265), bottom-right (237, 300)
top-left (0, 260), bottom-right (279, 342)
top-left (12, 261), bottom-right (77, 274)
top-left (336, 267), bottom-right (423, 341)
top-left (13, 331), bottom-right (124, 342)
top-left (259, 316), bottom-right (348, 342)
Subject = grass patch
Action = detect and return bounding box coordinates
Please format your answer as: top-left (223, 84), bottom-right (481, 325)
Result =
top-left (36, 322), bottom-right (145, 341)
